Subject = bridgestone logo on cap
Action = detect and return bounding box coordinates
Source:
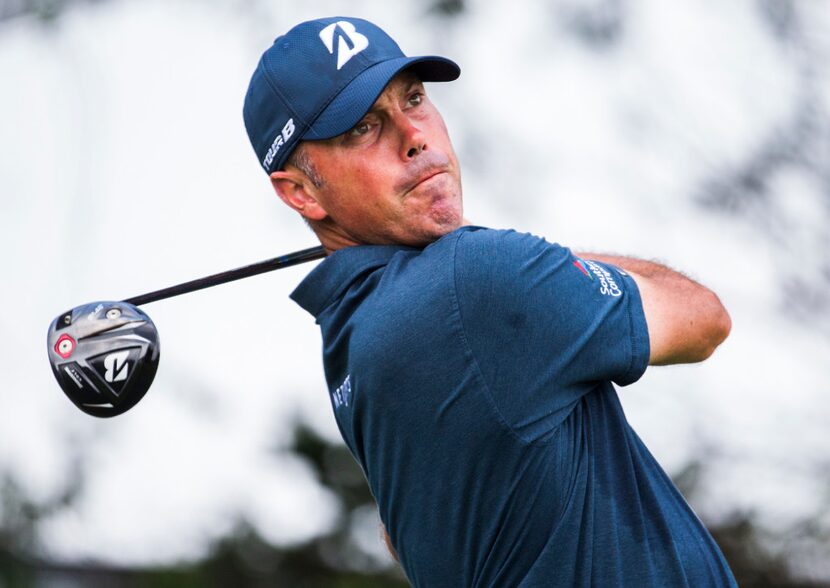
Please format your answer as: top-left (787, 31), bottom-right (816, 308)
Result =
top-left (263, 118), bottom-right (296, 170)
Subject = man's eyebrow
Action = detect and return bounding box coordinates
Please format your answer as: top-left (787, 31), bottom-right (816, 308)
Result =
top-left (398, 79), bottom-right (425, 100)
top-left (405, 78), bottom-right (424, 91)
top-left (362, 79), bottom-right (423, 116)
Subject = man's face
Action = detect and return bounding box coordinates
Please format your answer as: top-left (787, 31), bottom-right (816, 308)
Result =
top-left (284, 71), bottom-right (463, 249)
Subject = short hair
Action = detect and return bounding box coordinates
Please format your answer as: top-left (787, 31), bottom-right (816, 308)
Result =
top-left (285, 144), bottom-right (325, 189)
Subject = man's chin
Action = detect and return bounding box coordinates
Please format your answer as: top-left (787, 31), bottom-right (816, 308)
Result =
top-left (409, 213), bottom-right (464, 247)
top-left (430, 200), bottom-right (464, 231)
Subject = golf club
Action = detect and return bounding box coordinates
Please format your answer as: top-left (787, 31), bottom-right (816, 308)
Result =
top-left (47, 245), bottom-right (326, 417)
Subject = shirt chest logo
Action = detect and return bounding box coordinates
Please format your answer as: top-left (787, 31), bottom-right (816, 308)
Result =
top-left (332, 374), bottom-right (352, 409)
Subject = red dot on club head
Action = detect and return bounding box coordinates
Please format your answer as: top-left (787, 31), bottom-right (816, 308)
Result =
top-left (55, 334), bottom-right (76, 359)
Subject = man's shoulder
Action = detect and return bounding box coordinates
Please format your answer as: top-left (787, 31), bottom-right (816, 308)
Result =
top-left (428, 226), bottom-right (560, 259)
top-left (447, 226), bottom-right (568, 274)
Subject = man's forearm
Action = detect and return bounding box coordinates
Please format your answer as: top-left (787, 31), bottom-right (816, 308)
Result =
top-left (576, 253), bottom-right (681, 281)
top-left (575, 252), bottom-right (731, 365)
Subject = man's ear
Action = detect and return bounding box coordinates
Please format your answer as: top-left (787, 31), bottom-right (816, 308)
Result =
top-left (270, 170), bottom-right (328, 221)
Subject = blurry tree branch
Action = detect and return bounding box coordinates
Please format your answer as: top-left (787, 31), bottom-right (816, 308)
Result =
top-left (698, 0), bottom-right (830, 337)
top-left (0, 0), bottom-right (100, 22)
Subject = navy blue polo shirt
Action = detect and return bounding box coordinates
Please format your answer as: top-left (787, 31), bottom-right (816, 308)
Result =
top-left (291, 227), bottom-right (736, 587)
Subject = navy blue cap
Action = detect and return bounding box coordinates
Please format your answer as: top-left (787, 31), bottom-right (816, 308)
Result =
top-left (243, 17), bottom-right (460, 174)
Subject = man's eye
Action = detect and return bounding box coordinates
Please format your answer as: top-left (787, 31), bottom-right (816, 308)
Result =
top-left (408, 92), bottom-right (423, 106)
top-left (350, 122), bottom-right (371, 136)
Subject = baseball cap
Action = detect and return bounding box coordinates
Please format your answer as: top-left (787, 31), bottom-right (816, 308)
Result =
top-left (243, 16), bottom-right (460, 174)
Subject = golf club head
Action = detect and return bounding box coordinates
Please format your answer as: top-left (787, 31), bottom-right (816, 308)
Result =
top-left (47, 301), bottom-right (160, 417)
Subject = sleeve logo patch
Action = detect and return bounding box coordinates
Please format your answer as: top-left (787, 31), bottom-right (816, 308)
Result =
top-left (573, 259), bottom-right (593, 279)
top-left (576, 258), bottom-right (623, 297)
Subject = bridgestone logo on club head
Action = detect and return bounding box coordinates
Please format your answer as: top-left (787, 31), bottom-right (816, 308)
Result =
top-left (104, 351), bottom-right (130, 383)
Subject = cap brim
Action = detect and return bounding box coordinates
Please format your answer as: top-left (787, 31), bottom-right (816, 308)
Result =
top-left (303, 55), bottom-right (460, 141)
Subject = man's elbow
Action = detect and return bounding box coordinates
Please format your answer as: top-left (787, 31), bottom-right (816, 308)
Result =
top-left (644, 279), bottom-right (732, 366)
top-left (697, 294), bottom-right (731, 361)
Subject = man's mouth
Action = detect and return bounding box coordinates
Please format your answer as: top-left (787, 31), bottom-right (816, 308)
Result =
top-left (415, 170), bottom-right (444, 186)
top-left (408, 170), bottom-right (447, 194)
top-left (395, 152), bottom-right (453, 195)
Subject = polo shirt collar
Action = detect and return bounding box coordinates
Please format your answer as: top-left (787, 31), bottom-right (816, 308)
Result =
top-left (290, 244), bottom-right (414, 318)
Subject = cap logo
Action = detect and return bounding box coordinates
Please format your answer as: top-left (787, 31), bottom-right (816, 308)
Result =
top-left (262, 118), bottom-right (296, 170)
top-left (319, 21), bottom-right (369, 70)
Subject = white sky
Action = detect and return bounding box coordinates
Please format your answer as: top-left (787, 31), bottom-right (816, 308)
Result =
top-left (1, 0), bottom-right (828, 576)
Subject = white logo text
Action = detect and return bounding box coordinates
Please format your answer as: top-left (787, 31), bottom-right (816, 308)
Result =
top-left (104, 351), bottom-right (130, 383)
top-left (262, 118), bottom-right (296, 170)
top-left (584, 260), bottom-right (622, 297)
top-left (319, 21), bottom-right (369, 70)
top-left (332, 374), bottom-right (352, 409)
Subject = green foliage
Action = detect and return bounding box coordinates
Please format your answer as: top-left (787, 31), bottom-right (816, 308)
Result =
top-left (0, 423), bottom-right (408, 588)
top-left (1, 421), bottom-right (829, 586)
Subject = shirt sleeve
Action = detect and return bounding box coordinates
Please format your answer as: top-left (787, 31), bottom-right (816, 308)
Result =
top-left (453, 228), bottom-right (650, 439)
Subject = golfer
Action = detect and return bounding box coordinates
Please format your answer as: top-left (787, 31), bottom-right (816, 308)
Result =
top-left (244, 16), bottom-right (737, 587)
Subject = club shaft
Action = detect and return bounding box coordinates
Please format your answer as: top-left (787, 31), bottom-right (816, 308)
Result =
top-left (123, 245), bottom-right (326, 306)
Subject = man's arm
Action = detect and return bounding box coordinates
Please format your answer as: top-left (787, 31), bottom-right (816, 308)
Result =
top-left (577, 253), bottom-right (731, 366)
top-left (381, 523), bottom-right (399, 562)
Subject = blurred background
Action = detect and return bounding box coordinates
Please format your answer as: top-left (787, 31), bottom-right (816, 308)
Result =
top-left (1, 0), bottom-right (829, 585)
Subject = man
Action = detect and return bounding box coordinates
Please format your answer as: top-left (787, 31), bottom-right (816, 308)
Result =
top-left (244, 16), bottom-right (737, 587)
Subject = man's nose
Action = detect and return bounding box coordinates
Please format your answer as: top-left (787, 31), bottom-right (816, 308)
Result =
top-left (406, 143), bottom-right (424, 158)
top-left (394, 113), bottom-right (427, 160)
